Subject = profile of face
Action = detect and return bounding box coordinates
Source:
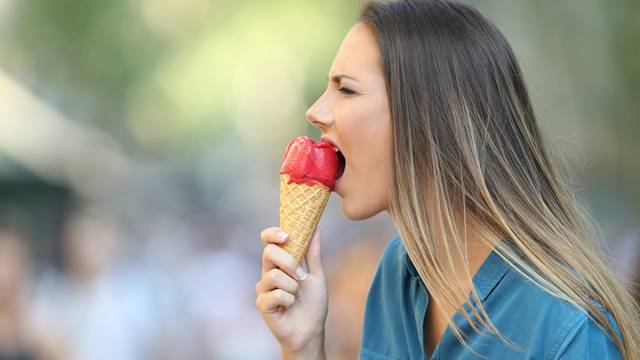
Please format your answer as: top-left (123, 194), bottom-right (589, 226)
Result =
top-left (306, 22), bottom-right (393, 221)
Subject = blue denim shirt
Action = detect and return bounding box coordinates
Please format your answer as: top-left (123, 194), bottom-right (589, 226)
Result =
top-left (359, 236), bottom-right (623, 359)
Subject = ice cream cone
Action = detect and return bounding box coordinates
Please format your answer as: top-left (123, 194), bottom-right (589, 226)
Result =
top-left (279, 173), bottom-right (331, 264)
top-left (278, 136), bottom-right (338, 264)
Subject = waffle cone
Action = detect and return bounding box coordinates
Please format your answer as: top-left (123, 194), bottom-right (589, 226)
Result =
top-left (279, 173), bottom-right (331, 264)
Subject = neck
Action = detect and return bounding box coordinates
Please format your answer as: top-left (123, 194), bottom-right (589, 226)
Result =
top-left (425, 213), bottom-right (498, 311)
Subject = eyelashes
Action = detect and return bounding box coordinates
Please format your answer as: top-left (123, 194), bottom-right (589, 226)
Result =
top-left (338, 87), bottom-right (356, 95)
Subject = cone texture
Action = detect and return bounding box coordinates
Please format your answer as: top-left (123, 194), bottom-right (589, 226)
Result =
top-left (279, 173), bottom-right (331, 264)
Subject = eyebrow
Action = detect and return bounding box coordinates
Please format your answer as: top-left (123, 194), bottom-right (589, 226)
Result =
top-left (326, 74), bottom-right (359, 83)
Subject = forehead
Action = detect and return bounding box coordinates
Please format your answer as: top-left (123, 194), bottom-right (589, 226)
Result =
top-left (330, 23), bottom-right (382, 78)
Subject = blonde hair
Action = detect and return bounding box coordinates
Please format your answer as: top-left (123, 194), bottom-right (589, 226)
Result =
top-left (360, 0), bottom-right (640, 358)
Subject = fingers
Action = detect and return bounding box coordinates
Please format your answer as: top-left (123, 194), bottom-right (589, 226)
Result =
top-left (260, 227), bottom-right (289, 245)
top-left (255, 268), bottom-right (299, 296)
top-left (262, 243), bottom-right (306, 280)
top-left (256, 289), bottom-right (295, 313)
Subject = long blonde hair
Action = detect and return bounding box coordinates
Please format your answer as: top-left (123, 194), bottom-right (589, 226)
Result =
top-left (360, 0), bottom-right (640, 358)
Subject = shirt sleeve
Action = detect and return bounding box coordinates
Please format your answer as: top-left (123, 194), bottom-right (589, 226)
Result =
top-left (553, 314), bottom-right (623, 360)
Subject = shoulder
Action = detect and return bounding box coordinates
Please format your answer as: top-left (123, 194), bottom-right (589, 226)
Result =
top-left (364, 235), bottom-right (406, 296)
top-left (549, 305), bottom-right (623, 359)
top-left (488, 264), bottom-right (623, 359)
top-left (360, 235), bottom-right (424, 359)
top-left (370, 235), bottom-right (415, 285)
top-left (378, 236), bottom-right (405, 268)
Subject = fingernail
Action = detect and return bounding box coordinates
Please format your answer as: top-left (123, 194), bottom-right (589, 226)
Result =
top-left (296, 267), bottom-right (307, 280)
top-left (277, 231), bottom-right (289, 241)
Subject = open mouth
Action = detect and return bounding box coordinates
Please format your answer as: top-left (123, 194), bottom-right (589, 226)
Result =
top-left (336, 150), bottom-right (346, 180)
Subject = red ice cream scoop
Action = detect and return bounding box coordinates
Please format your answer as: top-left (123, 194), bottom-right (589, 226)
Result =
top-left (279, 136), bottom-right (339, 191)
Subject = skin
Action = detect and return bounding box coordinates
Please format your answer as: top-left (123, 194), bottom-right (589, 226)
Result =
top-left (256, 22), bottom-right (494, 359)
top-left (305, 23), bottom-right (393, 221)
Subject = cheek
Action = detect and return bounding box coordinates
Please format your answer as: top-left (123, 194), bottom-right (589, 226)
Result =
top-left (341, 101), bottom-right (391, 169)
top-left (338, 94), bottom-right (392, 220)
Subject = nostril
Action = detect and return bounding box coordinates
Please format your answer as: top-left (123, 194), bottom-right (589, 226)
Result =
top-left (306, 107), bottom-right (333, 128)
top-left (308, 117), bottom-right (325, 129)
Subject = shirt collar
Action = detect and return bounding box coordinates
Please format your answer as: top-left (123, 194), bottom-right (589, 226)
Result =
top-left (403, 237), bottom-right (512, 302)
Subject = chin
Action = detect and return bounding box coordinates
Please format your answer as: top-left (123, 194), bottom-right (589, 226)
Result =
top-left (341, 198), bottom-right (384, 221)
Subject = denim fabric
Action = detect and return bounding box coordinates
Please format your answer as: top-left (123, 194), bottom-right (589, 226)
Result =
top-left (359, 236), bottom-right (623, 360)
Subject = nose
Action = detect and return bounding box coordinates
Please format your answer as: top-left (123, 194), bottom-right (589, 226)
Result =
top-left (305, 97), bottom-right (334, 131)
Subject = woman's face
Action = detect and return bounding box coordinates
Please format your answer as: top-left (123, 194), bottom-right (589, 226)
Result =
top-left (306, 22), bottom-right (393, 220)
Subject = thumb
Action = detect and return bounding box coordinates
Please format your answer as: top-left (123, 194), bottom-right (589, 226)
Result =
top-left (305, 228), bottom-right (324, 275)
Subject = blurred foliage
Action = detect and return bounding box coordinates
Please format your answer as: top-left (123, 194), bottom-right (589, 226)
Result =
top-left (0, 0), bottom-right (366, 163)
top-left (0, 0), bottom-right (638, 233)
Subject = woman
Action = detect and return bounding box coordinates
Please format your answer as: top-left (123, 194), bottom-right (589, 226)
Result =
top-left (255, 0), bottom-right (640, 359)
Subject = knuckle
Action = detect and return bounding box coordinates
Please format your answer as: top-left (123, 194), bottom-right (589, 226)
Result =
top-left (286, 257), bottom-right (299, 273)
top-left (274, 289), bottom-right (287, 302)
top-left (265, 243), bottom-right (278, 254)
top-left (267, 269), bottom-right (280, 283)
top-left (273, 289), bottom-right (283, 301)
top-left (262, 245), bottom-right (275, 261)
top-left (283, 291), bottom-right (295, 305)
top-left (265, 244), bottom-right (286, 263)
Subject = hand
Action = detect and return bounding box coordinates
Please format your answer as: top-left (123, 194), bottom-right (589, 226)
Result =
top-left (255, 227), bottom-right (328, 358)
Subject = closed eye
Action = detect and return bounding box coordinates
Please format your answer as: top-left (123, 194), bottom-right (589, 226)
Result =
top-left (338, 87), bottom-right (356, 95)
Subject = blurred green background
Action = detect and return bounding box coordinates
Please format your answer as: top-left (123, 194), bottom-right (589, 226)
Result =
top-left (0, 0), bottom-right (638, 359)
